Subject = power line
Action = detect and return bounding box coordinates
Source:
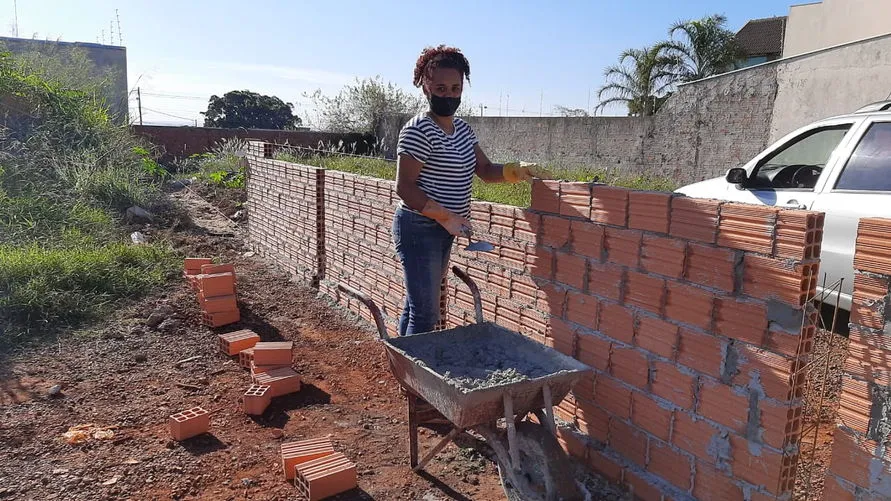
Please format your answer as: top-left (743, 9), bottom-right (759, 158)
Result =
top-left (141, 106), bottom-right (196, 122)
top-left (141, 92), bottom-right (206, 100)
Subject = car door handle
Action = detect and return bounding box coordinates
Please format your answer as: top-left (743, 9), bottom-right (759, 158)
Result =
top-left (783, 199), bottom-right (807, 210)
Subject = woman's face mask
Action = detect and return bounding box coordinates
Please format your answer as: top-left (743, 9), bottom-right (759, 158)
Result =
top-left (428, 94), bottom-right (461, 117)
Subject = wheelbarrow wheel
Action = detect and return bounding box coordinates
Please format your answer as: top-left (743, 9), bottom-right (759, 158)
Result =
top-left (495, 420), bottom-right (584, 501)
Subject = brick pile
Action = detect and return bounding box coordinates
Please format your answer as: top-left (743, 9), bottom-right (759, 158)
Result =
top-left (183, 258), bottom-right (240, 327)
top-left (824, 218), bottom-right (891, 500)
top-left (281, 436), bottom-right (357, 500)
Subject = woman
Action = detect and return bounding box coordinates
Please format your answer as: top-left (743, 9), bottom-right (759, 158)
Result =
top-left (393, 45), bottom-right (544, 336)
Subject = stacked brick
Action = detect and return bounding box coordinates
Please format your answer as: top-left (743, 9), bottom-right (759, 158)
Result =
top-left (281, 437), bottom-right (357, 499)
top-left (184, 258), bottom-right (240, 327)
top-left (245, 142), bottom-right (324, 287)
top-left (824, 218), bottom-right (891, 500)
top-left (448, 181), bottom-right (823, 501)
top-left (319, 170), bottom-right (405, 337)
top-left (216, 330), bottom-right (301, 415)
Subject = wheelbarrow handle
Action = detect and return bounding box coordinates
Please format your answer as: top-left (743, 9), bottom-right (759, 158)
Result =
top-left (451, 266), bottom-right (484, 324)
top-left (337, 283), bottom-right (390, 340)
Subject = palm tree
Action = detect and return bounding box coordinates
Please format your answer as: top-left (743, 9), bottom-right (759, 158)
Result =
top-left (595, 46), bottom-right (677, 116)
top-left (659, 14), bottom-right (743, 83)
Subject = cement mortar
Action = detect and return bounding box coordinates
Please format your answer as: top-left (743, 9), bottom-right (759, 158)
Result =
top-left (410, 341), bottom-right (553, 392)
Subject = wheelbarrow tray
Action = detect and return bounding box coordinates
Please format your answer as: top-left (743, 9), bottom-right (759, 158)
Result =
top-left (384, 322), bottom-right (592, 430)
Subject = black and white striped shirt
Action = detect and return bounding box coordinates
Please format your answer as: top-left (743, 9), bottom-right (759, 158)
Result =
top-left (396, 114), bottom-right (479, 218)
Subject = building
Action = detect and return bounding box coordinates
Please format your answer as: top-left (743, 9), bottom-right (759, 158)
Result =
top-left (735, 16), bottom-right (787, 68)
top-left (0, 36), bottom-right (128, 122)
top-left (783, 0), bottom-right (891, 57)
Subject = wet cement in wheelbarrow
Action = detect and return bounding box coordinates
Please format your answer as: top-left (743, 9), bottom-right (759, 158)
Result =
top-left (403, 330), bottom-right (561, 392)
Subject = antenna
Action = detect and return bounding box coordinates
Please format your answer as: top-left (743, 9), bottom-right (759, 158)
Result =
top-left (110, 20), bottom-right (114, 44)
top-left (13, 0), bottom-right (18, 37)
top-left (101, 29), bottom-right (105, 44)
top-left (116, 9), bottom-right (123, 45)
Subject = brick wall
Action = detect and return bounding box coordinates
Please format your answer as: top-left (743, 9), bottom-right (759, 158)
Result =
top-left (245, 142), bottom-right (825, 500)
top-left (245, 142), bottom-right (324, 286)
top-left (823, 218), bottom-right (891, 500)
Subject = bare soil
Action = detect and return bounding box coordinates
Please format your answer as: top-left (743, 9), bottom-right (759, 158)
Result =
top-left (0, 183), bottom-right (625, 501)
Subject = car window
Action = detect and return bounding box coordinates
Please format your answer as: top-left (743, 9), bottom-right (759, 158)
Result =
top-left (834, 122), bottom-right (891, 191)
top-left (749, 125), bottom-right (852, 190)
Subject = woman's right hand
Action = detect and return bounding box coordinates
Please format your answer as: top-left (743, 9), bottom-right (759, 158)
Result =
top-left (421, 199), bottom-right (471, 237)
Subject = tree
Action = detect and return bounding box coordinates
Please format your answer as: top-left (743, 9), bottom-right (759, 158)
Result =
top-left (202, 90), bottom-right (302, 129)
top-left (595, 46), bottom-right (677, 116)
top-left (659, 14), bottom-right (743, 83)
top-left (554, 105), bottom-right (590, 117)
top-left (306, 76), bottom-right (425, 133)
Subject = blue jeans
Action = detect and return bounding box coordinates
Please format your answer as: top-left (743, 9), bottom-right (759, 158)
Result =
top-left (392, 206), bottom-right (454, 336)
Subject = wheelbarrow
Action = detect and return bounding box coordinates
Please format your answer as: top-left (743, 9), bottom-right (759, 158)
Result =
top-left (338, 266), bottom-right (594, 501)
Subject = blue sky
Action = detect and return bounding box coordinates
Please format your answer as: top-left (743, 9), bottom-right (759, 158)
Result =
top-left (1, 0), bottom-right (794, 126)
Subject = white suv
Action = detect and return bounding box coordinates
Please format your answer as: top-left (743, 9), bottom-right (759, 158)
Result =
top-left (675, 101), bottom-right (891, 312)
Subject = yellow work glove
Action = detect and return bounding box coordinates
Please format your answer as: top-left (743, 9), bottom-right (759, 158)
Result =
top-left (502, 161), bottom-right (550, 183)
top-left (422, 199), bottom-right (471, 237)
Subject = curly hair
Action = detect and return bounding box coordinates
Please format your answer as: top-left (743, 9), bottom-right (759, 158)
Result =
top-left (412, 45), bottom-right (471, 88)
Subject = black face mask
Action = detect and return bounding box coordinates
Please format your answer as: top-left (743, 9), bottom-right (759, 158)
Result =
top-left (428, 94), bottom-right (461, 117)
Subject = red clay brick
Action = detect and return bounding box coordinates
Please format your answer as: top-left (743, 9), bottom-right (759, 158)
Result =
top-left (758, 399), bottom-right (802, 450)
top-left (556, 427), bottom-right (588, 460)
top-left (238, 347), bottom-right (255, 369)
top-left (609, 419), bottom-right (647, 468)
top-left (640, 235), bottom-right (686, 279)
top-left (577, 332), bottom-right (610, 371)
top-left (629, 191), bottom-right (672, 234)
top-left (169, 406), bottom-right (210, 441)
top-left (531, 179), bottom-right (561, 214)
top-left (624, 271), bottom-right (665, 316)
top-left (587, 449), bottom-right (624, 485)
top-left (670, 197), bottom-right (722, 244)
top-left (281, 437), bottom-right (336, 480)
top-left (542, 215), bottom-right (571, 248)
top-left (822, 474), bottom-right (857, 501)
top-left (548, 317), bottom-right (577, 357)
top-left (717, 203), bottom-right (778, 255)
top-left (599, 302), bottom-right (635, 344)
top-left (184, 257), bottom-right (213, 275)
top-left (609, 346), bottom-right (649, 390)
top-left (648, 439), bottom-right (693, 490)
top-left (774, 210), bottom-right (825, 260)
top-left (715, 298), bottom-right (768, 346)
top-left (576, 398), bottom-right (611, 442)
top-left (685, 243), bottom-right (737, 292)
top-left (253, 341), bottom-right (294, 366)
top-left (243, 384), bottom-right (272, 415)
top-left (635, 315), bottom-right (678, 359)
top-left (589, 261), bottom-right (625, 301)
top-left (837, 377), bottom-right (872, 436)
top-left (664, 281), bottom-right (715, 330)
top-left (253, 367), bottom-right (302, 397)
top-left (529, 246), bottom-right (554, 280)
top-left (652, 361), bottom-right (696, 409)
top-left (765, 325), bottom-right (808, 360)
top-left (854, 218), bottom-right (891, 275)
top-left (851, 273), bottom-right (890, 330)
top-left (200, 263), bottom-right (236, 277)
top-left (537, 283), bottom-right (567, 317)
top-left (697, 380), bottom-right (749, 432)
top-left (742, 255), bottom-right (818, 308)
top-left (293, 451), bottom-right (357, 500)
top-left (595, 375), bottom-right (633, 419)
top-left (561, 182), bottom-right (592, 219)
top-left (199, 294), bottom-right (237, 314)
top-left (604, 227), bottom-right (642, 268)
top-left (830, 430), bottom-right (877, 488)
top-left (571, 220), bottom-right (605, 258)
top-left (218, 329), bottom-right (260, 356)
top-left (566, 291), bottom-right (599, 331)
top-left (733, 344), bottom-right (797, 401)
top-left (514, 210), bottom-right (541, 242)
top-left (591, 185), bottom-right (629, 227)
top-left (555, 251), bottom-right (587, 290)
top-left (198, 272), bottom-right (236, 298)
top-left (625, 469), bottom-right (663, 501)
top-left (677, 327), bottom-right (724, 380)
top-left (632, 391), bottom-right (672, 441)
top-left (671, 411), bottom-right (717, 461)
top-left (693, 460), bottom-right (744, 501)
top-left (729, 434), bottom-right (786, 494)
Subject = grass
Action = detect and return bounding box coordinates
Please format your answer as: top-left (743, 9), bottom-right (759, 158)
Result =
top-left (275, 152), bottom-right (679, 207)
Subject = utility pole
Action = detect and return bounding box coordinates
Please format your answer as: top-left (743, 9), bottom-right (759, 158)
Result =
top-left (540, 89), bottom-right (543, 117)
top-left (136, 87), bottom-right (143, 125)
top-left (479, 104), bottom-right (485, 116)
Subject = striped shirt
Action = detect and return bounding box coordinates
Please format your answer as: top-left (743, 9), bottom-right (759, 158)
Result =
top-left (396, 114), bottom-right (479, 217)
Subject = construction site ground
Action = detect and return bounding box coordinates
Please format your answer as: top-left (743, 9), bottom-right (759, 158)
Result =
top-left (0, 183), bottom-right (629, 501)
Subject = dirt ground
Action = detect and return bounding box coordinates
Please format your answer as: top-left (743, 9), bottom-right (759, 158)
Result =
top-left (0, 182), bottom-right (625, 501)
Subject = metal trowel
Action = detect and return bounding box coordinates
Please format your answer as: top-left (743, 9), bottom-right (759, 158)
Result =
top-left (461, 226), bottom-right (495, 252)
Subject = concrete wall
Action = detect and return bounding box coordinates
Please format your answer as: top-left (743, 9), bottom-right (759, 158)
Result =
top-left (0, 37), bottom-right (128, 121)
top-left (769, 33), bottom-right (891, 142)
top-left (133, 125), bottom-right (373, 163)
top-left (378, 33), bottom-right (891, 185)
top-left (246, 140), bottom-right (825, 500)
top-left (783, 0), bottom-right (891, 57)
